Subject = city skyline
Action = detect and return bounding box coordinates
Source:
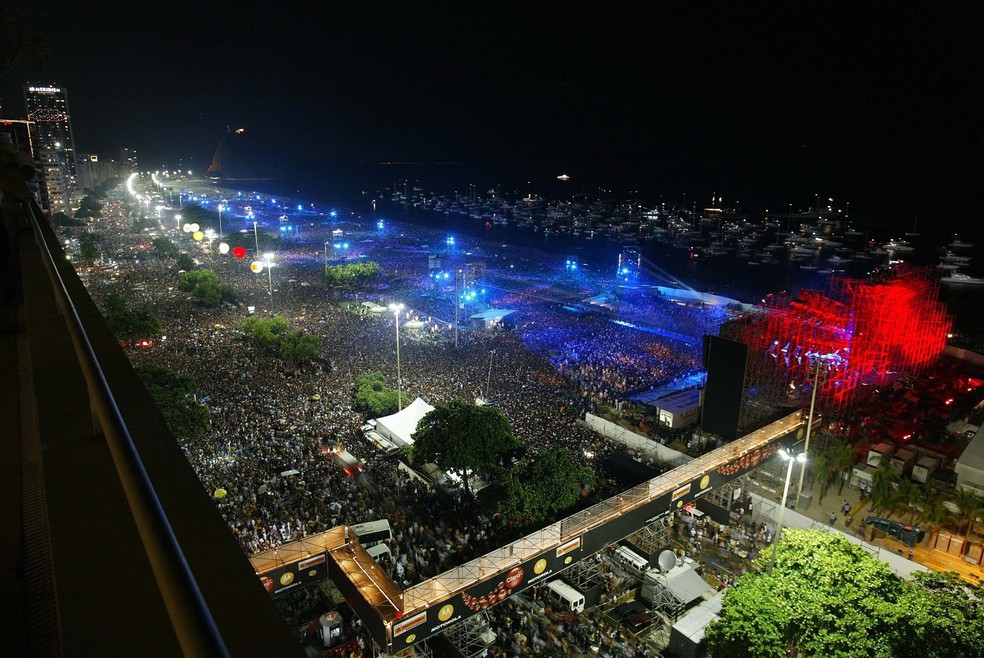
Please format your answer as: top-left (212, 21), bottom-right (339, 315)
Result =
top-left (2, 2), bottom-right (981, 235)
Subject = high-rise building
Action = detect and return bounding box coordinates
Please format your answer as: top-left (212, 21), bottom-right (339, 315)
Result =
top-left (23, 84), bottom-right (79, 208)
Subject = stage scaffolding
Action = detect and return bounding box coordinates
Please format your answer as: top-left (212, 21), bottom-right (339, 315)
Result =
top-left (723, 265), bottom-right (952, 428)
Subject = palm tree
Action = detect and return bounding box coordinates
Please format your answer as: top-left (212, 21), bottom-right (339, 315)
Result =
top-left (812, 448), bottom-right (834, 503)
top-left (870, 460), bottom-right (899, 515)
top-left (916, 485), bottom-right (954, 548)
top-left (893, 478), bottom-right (920, 523)
top-left (827, 439), bottom-right (856, 495)
top-left (949, 487), bottom-right (984, 545)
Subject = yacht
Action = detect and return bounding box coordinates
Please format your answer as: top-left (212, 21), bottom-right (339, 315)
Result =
top-left (948, 235), bottom-right (975, 249)
top-left (941, 271), bottom-right (984, 286)
top-left (883, 239), bottom-right (914, 253)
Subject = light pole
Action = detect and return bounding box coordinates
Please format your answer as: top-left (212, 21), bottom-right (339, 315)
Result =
top-left (454, 269), bottom-right (462, 349)
top-left (253, 221), bottom-right (260, 254)
top-left (389, 303), bottom-right (404, 410)
top-left (324, 241), bottom-right (330, 276)
top-left (263, 252), bottom-right (275, 306)
top-left (217, 203), bottom-right (224, 242)
top-left (796, 358), bottom-right (822, 504)
top-left (174, 213), bottom-right (182, 231)
top-left (485, 350), bottom-right (495, 401)
top-left (771, 449), bottom-right (807, 573)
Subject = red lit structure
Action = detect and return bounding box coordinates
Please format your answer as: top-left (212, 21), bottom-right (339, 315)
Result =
top-left (723, 265), bottom-right (952, 423)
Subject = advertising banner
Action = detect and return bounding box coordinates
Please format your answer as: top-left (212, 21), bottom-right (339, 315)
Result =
top-left (390, 536), bottom-right (584, 652)
top-left (258, 552), bottom-right (328, 598)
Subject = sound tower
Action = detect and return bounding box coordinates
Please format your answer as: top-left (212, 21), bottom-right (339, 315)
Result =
top-left (700, 335), bottom-right (747, 441)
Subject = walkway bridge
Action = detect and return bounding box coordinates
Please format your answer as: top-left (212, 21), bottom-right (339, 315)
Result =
top-left (251, 411), bottom-right (810, 653)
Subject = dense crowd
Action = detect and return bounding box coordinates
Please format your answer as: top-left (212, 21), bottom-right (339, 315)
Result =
top-left (77, 188), bottom-right (725, 654)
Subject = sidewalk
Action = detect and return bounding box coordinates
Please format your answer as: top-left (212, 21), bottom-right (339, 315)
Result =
top-left (747, 475), bottom-right (984, 585)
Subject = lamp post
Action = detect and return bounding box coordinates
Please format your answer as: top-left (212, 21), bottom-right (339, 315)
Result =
top-left (796, 358), bottom-right (823, 504)
top-left (263, 252), bottom-right (275, 305)
top-left (389, 303), bottom-right (404, 410)
top-left (454, 269), bottom-right (462, 349)
top-left (217, 203), bottom-right (224, 242)
top-left (324, 241), bottom-right (329, 276)
top-left (174, 213), bottom-right (182, 231)
top-left (771, 449), bottom-right (807, 573)
top-left (253, 221), bottom-right (260, 254)
top-left (485, 350), bottom-right (495, 401)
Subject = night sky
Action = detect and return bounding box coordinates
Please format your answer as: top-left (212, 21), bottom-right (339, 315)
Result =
top-left (3, 2), bottom-right (982, 237)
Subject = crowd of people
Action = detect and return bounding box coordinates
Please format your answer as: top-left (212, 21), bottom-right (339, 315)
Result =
top-left (75, 185), bottom-right (729, 654)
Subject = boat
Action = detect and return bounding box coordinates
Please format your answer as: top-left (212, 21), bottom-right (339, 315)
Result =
top-left (827, 255), bottom-right (852, 265)
top-left (948, 235), bottom-right (975, 249)
top-left (883, 239), bottom-right (914, 253)
top-left (941, 271), bottom-right (984, 286)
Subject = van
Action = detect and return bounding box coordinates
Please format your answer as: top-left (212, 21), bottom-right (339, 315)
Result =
top-left (546, 580), bottom-right (585, 613)
top-left (614, 545), bottom-right (650, 574)
top-left (365, 542), bottom-right (392, 562)
top-left (364, 430), bottom-right (402, 456)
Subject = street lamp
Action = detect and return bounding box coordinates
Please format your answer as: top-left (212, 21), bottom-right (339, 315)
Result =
top-left (217, 203), bottom-right (224, 242)
top-left (389, 303), bottom-right (404, 411)
top-left (253, 221), bottom-right (260, 254)
top-left (174, 213), bottom-right (182, 231)
top-left (771, 449), bottom-right (807, 573)
top-left (796, 358), bottom-right (823, 504)
top-left (263, 252), bottom-right (275, 302)
top-left (485, 350), bottom-right (495, 401)
top-left (324, 241), bottom-right (330, 276)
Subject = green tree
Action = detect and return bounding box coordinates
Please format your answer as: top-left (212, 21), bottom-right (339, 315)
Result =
top-left (180, 268), bottom-right (236, 306)
top-left (176, 253), bottom-right (195, 271)
top-left (239, 315), bottom-right (290, 350)
top-left (102, 291), bottom-right (162, 341)
top-left (152, 236), bottom-right (179, 257)
top-left (279, 330), bottom-right (321, 363)
top-left (74, 196), bottom-right (103, 218)
top-left (892, 571), bottom-right (984, 658)
top-left (412, 399), bottom-right (522, 494)
top-left (135, 364), bottom-right (211, 442)
top-left (892, 478), bottom-right (921, 524)
top-left (53, 211), bottom-right (85, 228)
top-left (352, 372), bottom-right (401, 416)
top-left (494, 448), bottom-right (594, 525)
top-left (322, 261), bottom-right (381, 293)
top-left (870, 459), bottom-right (900, 515)
top-left (827, 438), bottom-right (855, 495)
top-left (917, 486), bottom-right (954, 545)
top-left (811, 448), bottom-right (834, 504)
top-left (78, 232), bottom-right (102, 262)
top-left (179, 268), bottom-right (219, 291)
top-left (706, 530), bottom-right (912, 658)
top-left (950, 487), bottom-right (984, 544)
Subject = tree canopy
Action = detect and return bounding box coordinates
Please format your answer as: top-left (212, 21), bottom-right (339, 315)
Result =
top-left (102, 291), bottom-right (162, 341)
top-left (78, 232), bottom-right (102, 262)
top-left (492, 448), bottom-right (594, 525)
top-left (135, 364), bottom-right (211, 442)
top-left (152, 236), bottom-right (179, 257)
top-left (74, 196), bottom-right (103, 218)
top-left (353, 372), bottom-right (402, 417)
top-left (238, 316), bottom-right (321, 363)
top-left (411, 398), bottom-right (521, 494)
top-left (178, 268), bottom-right (237, 306)
top-left (322, 261), bottom-right (380, 291)
top-left (704, 529), bottom-right (984, 658)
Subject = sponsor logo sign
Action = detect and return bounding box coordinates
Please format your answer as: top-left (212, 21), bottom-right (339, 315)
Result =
top-left (257, 552), bottom-right (327, 597)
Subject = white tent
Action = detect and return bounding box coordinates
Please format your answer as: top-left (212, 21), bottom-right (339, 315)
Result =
top-left (374, 397), bottom-right (435, 447)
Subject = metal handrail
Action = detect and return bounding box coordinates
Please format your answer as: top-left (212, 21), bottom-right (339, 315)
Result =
top-left (26, 202), bottom-right (231, 657)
